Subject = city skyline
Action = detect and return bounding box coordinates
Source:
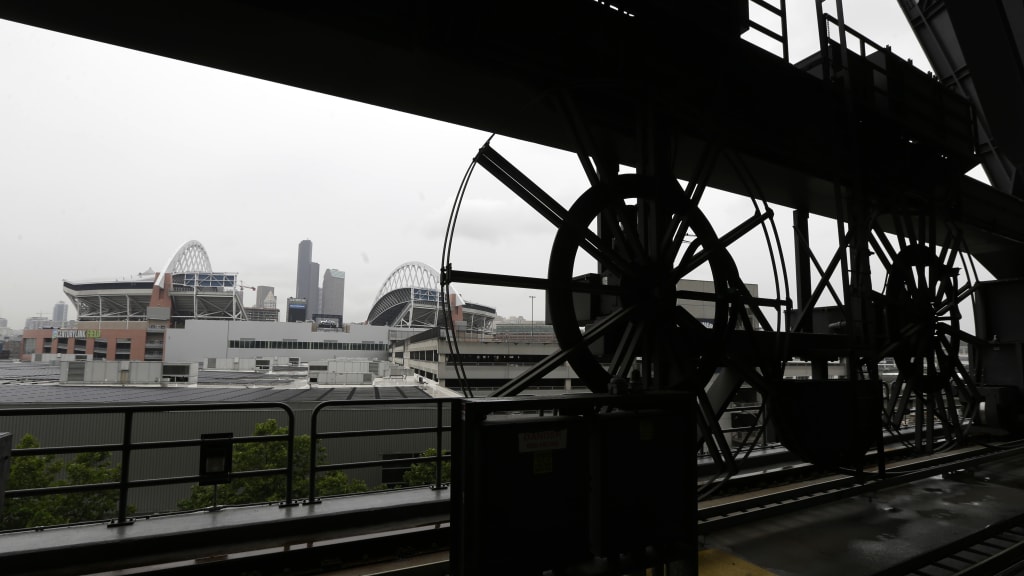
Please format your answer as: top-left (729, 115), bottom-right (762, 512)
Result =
top-left (0, 5), bottom-right (953, 330)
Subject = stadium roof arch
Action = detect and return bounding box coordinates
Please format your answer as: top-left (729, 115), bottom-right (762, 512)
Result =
top-left (367, 262), bottom-right (445, 328)
top-left (155, 240), bottom-right (213, 289)
top-left (366, 262), bottom-right (497, 331)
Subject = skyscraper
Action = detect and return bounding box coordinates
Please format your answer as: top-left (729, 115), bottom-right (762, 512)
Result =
top-left (53, 301), bottom-right (68, 325)
top-left (309, 261), bottom-right (321, 317)
top-left (296, 240), bottom-right (312, 303)
top-left (322, 269), bottom-right (345, 320)
top-left (294, 237), bottom-right (317, 317)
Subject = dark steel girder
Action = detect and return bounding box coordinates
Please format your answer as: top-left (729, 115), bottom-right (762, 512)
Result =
top-left (5, 1), bottom-right (1024, 275)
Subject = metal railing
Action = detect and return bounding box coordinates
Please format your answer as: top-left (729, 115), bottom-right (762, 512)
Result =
top-left (746, 0), bottom-right (789, 62)
top-left (307, 398), bottom-right (455, 502)
top-left (0, 402), bottom-right (295, 528)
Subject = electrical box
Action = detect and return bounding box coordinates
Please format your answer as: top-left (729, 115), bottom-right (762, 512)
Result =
top-left (452, 393), bottom-right (693, 575)
top-left (590, 409), bottom-right (691, 557)
top-left (974, 279), bottom-right (1024, 390)
top-left (455, 413), bottom-right (590, 575)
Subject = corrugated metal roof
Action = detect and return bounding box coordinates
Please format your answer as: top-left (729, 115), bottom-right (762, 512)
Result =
top-left (0, 362), bottom-right (436, 404)
top-left (0, 382), bottom-right (432, 405)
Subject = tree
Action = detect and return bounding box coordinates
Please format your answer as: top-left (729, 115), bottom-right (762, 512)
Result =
top-left (56, 451), bottom-right (125, 524)
top-left (1, 434), bottom-right (62, 529)
top-left (1, 434), bottom-right (126, 530)
top-left (402, 448), bottom-right (451, 487)
top-left (178, 419), bottom-right (367, 510)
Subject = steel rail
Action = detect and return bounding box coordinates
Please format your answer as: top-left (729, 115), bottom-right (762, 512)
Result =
top-left (699, 443), bottom-right (1024, 534)
top-left (873, 510), bottom-right (1024, 575)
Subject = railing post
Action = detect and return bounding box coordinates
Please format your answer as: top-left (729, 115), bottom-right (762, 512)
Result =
top-left (434, 400), bottom-right (445, 490)
top-left (110, 410), bottom-right (134, 527)
top-left (307, 406), bottom-right (320, 505)
top-left (282, 408), bottom-right (297, 507)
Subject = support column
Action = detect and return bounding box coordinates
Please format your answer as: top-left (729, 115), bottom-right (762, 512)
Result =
top-left (794, 208), bottom-right (829, 379)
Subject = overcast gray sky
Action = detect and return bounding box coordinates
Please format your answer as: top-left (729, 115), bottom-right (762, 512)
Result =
top-left (0, 3), bottom-right (937, 329)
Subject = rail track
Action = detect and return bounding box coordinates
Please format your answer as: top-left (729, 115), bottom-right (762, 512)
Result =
top-left (698, 441), bottom-right (1024, 535)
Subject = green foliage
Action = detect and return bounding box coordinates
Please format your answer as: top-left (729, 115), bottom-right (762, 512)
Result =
top-left (178, 419), bottom-right (367, 510)
top-left (402, 448), bottom-right (451, 487)
top-left (1, 434), bottom-right (126, 530)
top-left (58, 450), bottom-right (128, 524)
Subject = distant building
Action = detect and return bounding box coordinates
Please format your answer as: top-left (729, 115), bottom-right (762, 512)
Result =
top-left (294, 240), bottom-right (321, 320)
top-left (21, 240), bottom-right (248, 362)
top-left (255, 286), bottom-right (276, 309)
top-left (309, 261), bottom-right (321, 317)
top-left (163, 319), bottom-right (389, 365)
top-left (0, 337), bottom-right (21, 359)
top-left (24, 316), bottom-right (53, 331)
top-left (286, 297), bottom-right (307, 323)
top-left (0, 320), bottom-right (16, 342)
top-left (296, 240), bottom-right (312, 319)
top-left (322, 269), bottom-right (345, 321)
top-left (249, 285), bottom-right (279, 322)
top-left (244, 307), bottom-right (279, 322)
top-left (53, 301), bottom-right (69, 325)
top-left (390, 326), bottom-right (577, 393)
top-left (367, 262), bottom-right (495, 331)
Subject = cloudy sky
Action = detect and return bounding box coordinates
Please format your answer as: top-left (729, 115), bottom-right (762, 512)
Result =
top-left (0, 3), bottom-right (942, 329)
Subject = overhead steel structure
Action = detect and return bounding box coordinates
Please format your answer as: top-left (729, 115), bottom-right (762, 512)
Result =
top-left (7, 1), bottom-right (1024, 573)
top-left (898, 0), bottom-right (1024, 198)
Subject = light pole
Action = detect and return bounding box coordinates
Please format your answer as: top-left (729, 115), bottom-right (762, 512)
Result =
top-left (529, 295), bottom-right (535, 339)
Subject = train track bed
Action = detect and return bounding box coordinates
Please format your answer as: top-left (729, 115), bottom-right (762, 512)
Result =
top-left (698, 443), bottom-right (1024, 575)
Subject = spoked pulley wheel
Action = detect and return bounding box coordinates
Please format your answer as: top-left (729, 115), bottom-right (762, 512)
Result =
top-left (872, 214), bottom-right (981, 451)
top-left (546, 173), bottom-right (735, 394)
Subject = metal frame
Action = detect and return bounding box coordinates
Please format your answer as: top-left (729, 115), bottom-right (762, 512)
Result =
top-left (0, 402), bottom-right (296, 527)
top-left (306, 398), bottom-right (454, 502)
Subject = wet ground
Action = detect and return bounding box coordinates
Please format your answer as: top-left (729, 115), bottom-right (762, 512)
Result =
top-left (703, 453), bottom-right (1024, 575)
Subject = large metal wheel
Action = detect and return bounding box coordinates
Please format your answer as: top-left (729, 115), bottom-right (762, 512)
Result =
top-left (546, 173), bottom-right (733, 394)
top-left (442, 138), bottom-right (790, 493)
top-left (872, 214), bottom-right (981, 452)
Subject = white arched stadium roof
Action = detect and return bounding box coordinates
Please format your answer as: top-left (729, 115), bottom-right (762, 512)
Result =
top-left (154, 240), bottom-right (213, 288)
top-left (372, 261), bottom-right (441, 302)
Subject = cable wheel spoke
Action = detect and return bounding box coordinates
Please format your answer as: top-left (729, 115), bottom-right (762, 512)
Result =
top-left (609, 321), bottom-right (643, 379)
top-left (674, 210), bottom-right (773, 280)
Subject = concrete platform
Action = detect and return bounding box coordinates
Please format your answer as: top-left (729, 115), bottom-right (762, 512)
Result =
top-left (0, 486), bottom-right (450, 576)
top-left (702, 453), bottom-right (1024, 575)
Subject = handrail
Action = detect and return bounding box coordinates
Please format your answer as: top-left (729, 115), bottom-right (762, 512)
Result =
top-left (822, 13), bottom-right (886, 59)
top-left (746, 0), bottom-right (789, 62)
top-left (307, 398), bottom-right (455, 502)
top-left (0, 402), bottom-right (296, 527)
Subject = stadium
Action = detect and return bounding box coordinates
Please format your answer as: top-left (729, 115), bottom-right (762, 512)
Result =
top-left (366, 261), bottom-right (496, 332)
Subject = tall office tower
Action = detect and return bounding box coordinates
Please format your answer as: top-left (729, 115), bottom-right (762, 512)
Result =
top-left (308, 261), bottom-right (321, 316)
top-left (295, 240), bottom-right (313, 320)
top-left (322, 269), bottom-right (345, 320)
top-left (255, 286), bottom-right (275, 309)
top-left (0, 318), bottom-right (7, 328)
top-left (53, 302), bottom-right (68, 325)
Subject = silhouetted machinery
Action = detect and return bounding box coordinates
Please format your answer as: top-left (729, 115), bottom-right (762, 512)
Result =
top-left (3, 0), bottom-right (1024, 573)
